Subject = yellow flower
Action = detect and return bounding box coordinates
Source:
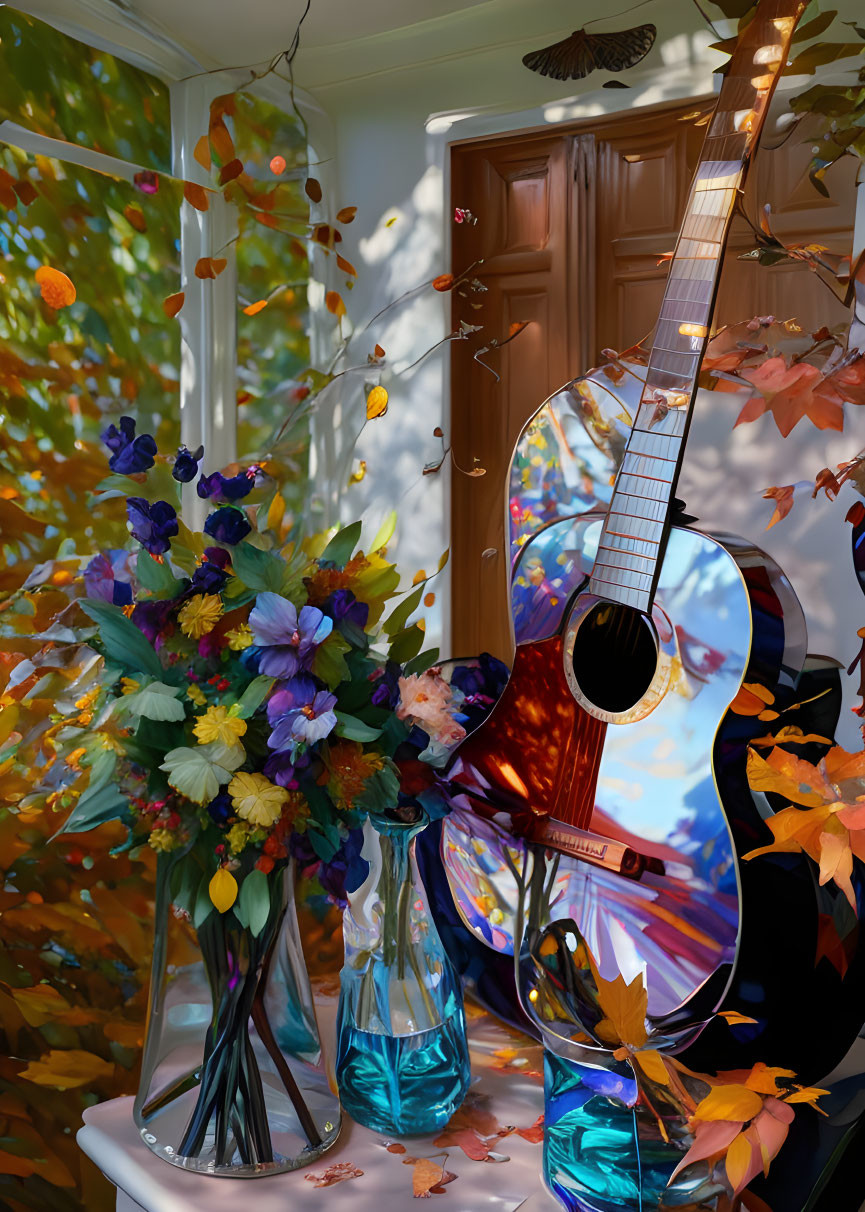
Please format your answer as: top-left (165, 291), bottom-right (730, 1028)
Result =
top-left (120, 677), bottom-right (140, 695)
top-left (226, 623), bottom-right (254, 651)
top-left (228, 772), bottom-right (289, 828)
top-left (187, 684), bottom-right (207, 707)
top-left (226, 822), bottom-right (251, 855)
top-left (149, 828), bottom-right (179, 853)
top-left (178, 594), bottom-right (223, 639)
top-left (193, 705), bottom-right (247, 747)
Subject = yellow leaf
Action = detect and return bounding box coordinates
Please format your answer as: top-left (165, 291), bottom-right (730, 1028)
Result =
top-left (267, 493), bottom-right (286, 533)
top-left (348, 460), bottom-right (367, 486)
top-left (209, 866), bottom-right (238, 913)
top-left (725, 1131), bottom-right (753, 1195)
top-left (634, 1049), bottom-right (670, 1086)
top-left (194, 134), bottom-right (211, 171)
top-left (366, 385), bottom-right (389, 420)
top-left (718, 1010), bottom-right (758, 1026)
top-left (19, 1049), bottom-right (113, 1089)
top-left (744, 1062), bottom-right (796, 1094)
top-left (694, 1083), bottom-right (764, 1123)
top-left (0, 703), bottom-right (19, 746)
top-left (591, 967), bottom-right (648, 1049)
top-left (370, 510), bottom-right (396, 552)
top-left (412, 569), bottom-right (427, 585)
top-left (784, 1086), bottom-right (828, 1112)
top-left (746, 749), bottom-right (824, 807)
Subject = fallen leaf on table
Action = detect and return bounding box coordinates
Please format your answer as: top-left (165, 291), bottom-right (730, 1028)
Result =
top-left (515, 1115), bottom-right (544, 1143)
top-left (387, 1142), bottom-right (407, 1153)
top-left (434, 1093), bottom-right (503, 1159)
top-left (409, 1156), bottom-right (456, 1197)
top-left (304, 1161), bottom-right (364, 1187)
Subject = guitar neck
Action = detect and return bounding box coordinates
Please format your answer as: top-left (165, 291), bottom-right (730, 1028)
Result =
top-left (589, 0), bottom-right (805, 612)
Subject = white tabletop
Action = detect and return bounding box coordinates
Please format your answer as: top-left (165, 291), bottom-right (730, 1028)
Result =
top-left (78, 995), bottom-right (560, 1212)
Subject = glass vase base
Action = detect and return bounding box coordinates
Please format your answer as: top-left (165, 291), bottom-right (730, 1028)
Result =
top-left (544, 1050), bottom-right (677, 1212)
top-left (135, 1048), bottom-right (341, 1178)
top-left (337, 1010), bottom-right (470, 1136)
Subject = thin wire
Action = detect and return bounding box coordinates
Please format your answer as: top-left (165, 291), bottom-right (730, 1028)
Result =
top-left (583, 0), bottom-right (657, 31)
top-left (632, 1104), bottom-right (644, 1212)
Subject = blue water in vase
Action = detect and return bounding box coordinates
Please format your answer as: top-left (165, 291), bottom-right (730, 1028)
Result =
top-left (336, 1004), bottom-right (470, 1136)
top-left (544, 1050), bottom-right (680, 1212)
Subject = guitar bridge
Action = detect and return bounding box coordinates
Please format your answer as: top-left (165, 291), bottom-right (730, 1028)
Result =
top-left (527, 816), bottom-right (666, 881)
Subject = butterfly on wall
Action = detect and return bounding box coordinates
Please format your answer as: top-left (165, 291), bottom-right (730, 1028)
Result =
top-left (522, 23), bottom-right (656, 81)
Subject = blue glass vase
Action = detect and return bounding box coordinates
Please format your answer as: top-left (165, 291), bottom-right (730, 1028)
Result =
top-left (335, 809), bottom-right (470, 1135)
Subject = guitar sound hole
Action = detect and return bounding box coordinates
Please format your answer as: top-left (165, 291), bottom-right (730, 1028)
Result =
top-left (570, 601), bottom-right (658, 714)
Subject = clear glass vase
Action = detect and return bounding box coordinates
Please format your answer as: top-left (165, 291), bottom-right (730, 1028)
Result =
top-left (335, 809), bottom-right (470, 1135)
top-left (134, 854), bottom-right (340, 1177)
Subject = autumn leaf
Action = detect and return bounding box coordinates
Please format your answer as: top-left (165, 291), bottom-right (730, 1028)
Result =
top-left (195, 257), bottom-right (228, 280)
top-left (34, 266), bottom-right (76, 309)
top-left (19, 1049), bottom-right (113, 1089)
top-left (763, 484), bottom-right (796, 529)
top-left (325, 290), bottom-right (346, 318)
top-left (269, 155), bottom-right (286, 175)
top-left (218, 158), bottom-right (244, 186)
top-left (337, 254), bottom-right (357, 276)
top-left (726, 1130), bottom-right (756, 1194)
top-left (410, 1157), bottom-right (456, 1198)
top-left (183, 181), bottom-right (210, 212)
top-left (693, 1083), bottom-right (764, 1123)
top-left (633, 1048), bottom-right (671, 1085)
top-left (163, 292), bottom-right (185, 318)
top-left (433, 273), bottom-right (455, 291)
top-left (591, 968), bottom-right (648, 1049)
top-left (304, 1161), bottom-right (363, 1187)
top-left (305, 177), bottom-right (323, 203)
top-left (367, 385), bottom-right (389, 420)
top-left (123, 205), bottom-right (147, 233)
top-left (735, 356), bottom-right (844, 436)
top-left (194, 135), bottom-right (211, 171)
top-left (718, 1010), bottom-right (758, 1026)
top-left (337, 205), bottom-right (357, 223)
top-left (243, 299), bottom-right (268, 316)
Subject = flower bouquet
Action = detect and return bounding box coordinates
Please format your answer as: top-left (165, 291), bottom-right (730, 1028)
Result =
top-left (58, 416), bottom-right (471, 1174)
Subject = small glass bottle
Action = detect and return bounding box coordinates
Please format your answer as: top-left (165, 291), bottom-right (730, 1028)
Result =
top-left (335, 807), bottom-right (470, 1135)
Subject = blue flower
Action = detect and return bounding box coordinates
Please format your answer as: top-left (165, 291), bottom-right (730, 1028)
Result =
top-left (267, 675), bottom-right (337, 752)
top-left (197, 470), bottom-right (255, 501)
top-left (131, 598), bottom-right (175, 643)
top-left (191, 561), bottom-right (228, 595)
top-left (102, 416), bottom-right (157, 475)
top-left (206, 790), bottom-right (232, 825)
top-left (83, 550), bottom-right (134, 606)
top-left (262, 749), bottom-right (296, 787)
top-left (203, 506), bottom-right (251, 546)
top-left (172, 444), bottom-right (204, 482)
top-left (248, 593), bottom-right (332, 678)
top-left (126, 497), bottom-right (178, 556)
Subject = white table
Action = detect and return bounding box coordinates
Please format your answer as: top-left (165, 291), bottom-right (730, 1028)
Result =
top-left (78, 995), bottom-right (561, 1212)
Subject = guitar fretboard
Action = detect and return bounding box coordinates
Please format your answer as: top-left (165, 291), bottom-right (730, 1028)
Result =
top-left (589, 0), bottom-right (804, 611)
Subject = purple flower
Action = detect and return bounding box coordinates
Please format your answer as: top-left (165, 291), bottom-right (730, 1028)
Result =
top-left (204, 546), bottom-right (230, 569)
top-left (83, 550), bottom-right (134, 606)
top-left (262, 749), bottom-right (297, 787)
top-left (191, 561), bottom-right (228, 595)
top-left (207, 791), bottom-right (232, 825)
top-left (172, 444), bottom-right (203, 482)
top-left (131, 598), bottom-right (175, 644)
top-left (267, 675), bottom-right (337, 752)
top-left (127, 497), bottom-right (178, 556)
top-left (203, 506), bottom-right (251, 546)
top-left (327, 589), bottom-right (369, 629)
top-left (249, 593), bottom-right (333, 678)
top-left (102, 416), bottom-right (157, 475)
top-left (371, 661), bottom-right (402, 708)
top-left (197, 470), bottom-right (255, 501)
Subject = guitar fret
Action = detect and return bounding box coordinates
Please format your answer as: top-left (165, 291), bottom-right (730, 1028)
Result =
top-left (590, 0), bottom-right (803, 615)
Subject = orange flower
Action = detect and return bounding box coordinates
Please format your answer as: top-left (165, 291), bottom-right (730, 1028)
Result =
top-left (326, 741), bottom-right (384, 811)
top-left (35, 266), bottom-right (77, 309)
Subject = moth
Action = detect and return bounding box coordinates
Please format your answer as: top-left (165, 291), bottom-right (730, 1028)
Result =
top-left (522, 23), bottom-right (656, 81)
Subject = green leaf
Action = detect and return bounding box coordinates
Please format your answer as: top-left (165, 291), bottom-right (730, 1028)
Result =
top-left (312, 631), bottom-right (351, 689)
top-left (135, 550), bottom-right (184, 598)
top-left (786, 41), bottom-right (864, 74)
top-left (193, 871), bottom-right (214, 930)
top-left (357, 762), bottom-right (401, 814)
top-left (320, 520), bottom-right (362, 569)
top-left (80, 599), bottom-right (164, 680)
top-left (335, 712), bottom-right (383, 741)
top-left (52, 783), bottom-right (129, 837)
top-left (231, 542), bottom-right (286, 592)
top-left (389, 624), bottom-right (425, 665)
top-left (306, 820), bottom-right (341, 862)
top-left (238, 868), bottom-right (271, 937)
top-left (404, 647), bottom-right (440, 676)
top-left (236, 675), bottom-right (275, 719)
top-left (792, 9), bottom-right (838, 42)
top-left (384, 584), bottom-right (423, 636)
top-left (123, 681), bottom-right (186, 722)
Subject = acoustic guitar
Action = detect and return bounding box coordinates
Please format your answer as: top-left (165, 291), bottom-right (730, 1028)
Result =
top-left (444, 0), bottom-right (865, 1082)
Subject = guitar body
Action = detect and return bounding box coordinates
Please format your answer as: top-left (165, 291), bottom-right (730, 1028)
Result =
top-left (446, 508), bottom-right (864, 1081)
